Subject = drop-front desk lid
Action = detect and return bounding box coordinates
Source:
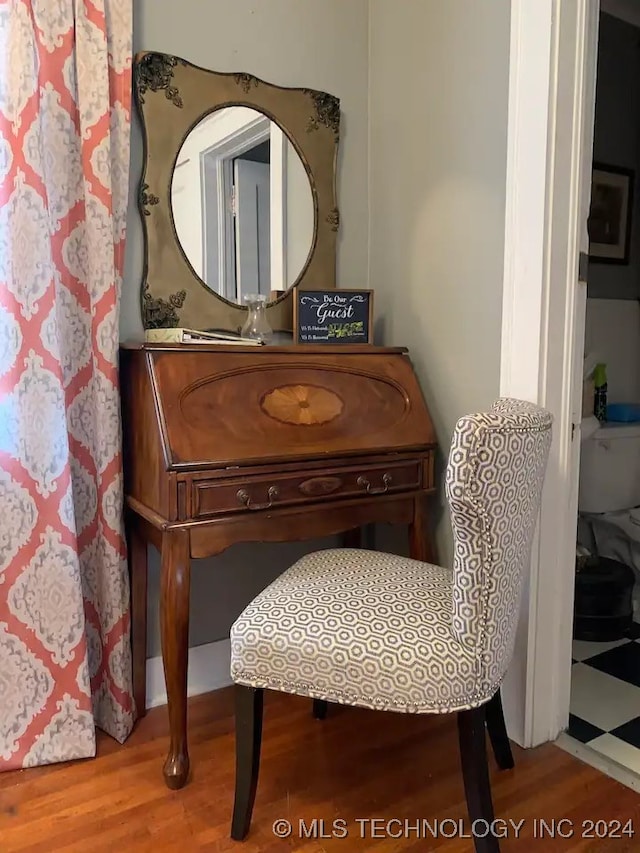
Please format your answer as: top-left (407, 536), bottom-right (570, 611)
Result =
top-left (123, 343), bottom-right (436, 470)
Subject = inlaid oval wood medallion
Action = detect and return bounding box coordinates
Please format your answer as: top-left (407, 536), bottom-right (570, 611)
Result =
top-left (260, 384), bottom-right (343, 426)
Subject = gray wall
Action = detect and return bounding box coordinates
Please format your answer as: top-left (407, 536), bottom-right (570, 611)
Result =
top-left (124, 0), bottom-right (512, 654)
top-left (124, 0), bottom-right (370, 656)
top-left (368, 0), bottom-right (510, 562)
top-left (589, 12), bottom-right (640, 299)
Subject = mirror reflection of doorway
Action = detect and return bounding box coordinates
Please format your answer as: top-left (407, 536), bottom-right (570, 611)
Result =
top-left (232, 140), bottom-right (271, 302)
top-left (199, 109), bottom-right (275, 303)
top-left (171, 105), bottom-right (314, 305)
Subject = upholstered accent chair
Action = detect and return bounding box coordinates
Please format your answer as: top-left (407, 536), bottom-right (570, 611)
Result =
top-left (229, 399), bottom-right (552, 853)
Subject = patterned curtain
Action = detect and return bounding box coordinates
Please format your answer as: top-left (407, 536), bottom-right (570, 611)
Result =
top-left (0, 0), bottom-right (134, 770)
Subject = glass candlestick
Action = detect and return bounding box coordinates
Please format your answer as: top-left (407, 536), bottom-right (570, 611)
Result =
top-left (241, 294), bottom-right (273, 344)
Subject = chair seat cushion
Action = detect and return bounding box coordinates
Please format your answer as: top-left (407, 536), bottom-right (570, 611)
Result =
top-left (230, 548), bottom-right (497, 713)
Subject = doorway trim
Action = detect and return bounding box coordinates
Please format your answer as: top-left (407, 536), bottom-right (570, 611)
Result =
top-left (201, 115), bottom-right (272, 301)
top-left (500, 0), bottom-right (600, 747)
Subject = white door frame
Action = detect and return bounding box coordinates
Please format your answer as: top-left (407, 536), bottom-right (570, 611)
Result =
top-left (198, 115), bottom-right (288, 302)
top-left (200, 115), bottom-right (270, 300)
top-left (500, 0), bottom-right (600, 747)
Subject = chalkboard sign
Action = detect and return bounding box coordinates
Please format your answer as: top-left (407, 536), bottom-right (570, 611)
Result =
top-left (294, 290), bottom-right (373, 344)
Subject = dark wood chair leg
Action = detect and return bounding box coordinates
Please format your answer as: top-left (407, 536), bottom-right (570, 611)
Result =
top-left (231, 685), bottom-right (264, 841)
top-left (312, 699), bottom-right (328, 719)
top-left (458, 707), bottom-right (500, 853)
top-left (485, 689), bottom-right (514, 770)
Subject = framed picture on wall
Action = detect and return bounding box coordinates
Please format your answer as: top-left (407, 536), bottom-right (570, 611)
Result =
top-left (588, 163), bottom-right (634, 264)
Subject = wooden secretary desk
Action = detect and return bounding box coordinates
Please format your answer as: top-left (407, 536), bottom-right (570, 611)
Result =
top-left (120, 342), bottom-right (437, 789)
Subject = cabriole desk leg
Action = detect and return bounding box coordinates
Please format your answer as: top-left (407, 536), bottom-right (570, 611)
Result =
top-left (409, 494), bottom-right (437, 564)
top-left (128, 513), bottom-right (148, 720)
top-left (342, 528), bottom-right (362, 548)
top-left (160, 528), bottom-right (191, 789)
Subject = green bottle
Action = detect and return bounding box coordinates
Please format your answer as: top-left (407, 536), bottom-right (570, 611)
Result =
top-left (593, 363), bottom-right (607, 422)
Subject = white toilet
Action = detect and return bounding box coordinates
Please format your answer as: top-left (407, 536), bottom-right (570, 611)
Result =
top-left (579, 421), bottom-right (640, 619)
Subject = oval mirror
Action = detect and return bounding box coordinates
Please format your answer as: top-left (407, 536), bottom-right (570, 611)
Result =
top-left (171, 106), bottom-right (315, 306)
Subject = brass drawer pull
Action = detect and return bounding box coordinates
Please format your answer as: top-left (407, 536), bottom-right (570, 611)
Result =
top-left (236, 485), bottom-right (279, 510)
top-left (357, 473), bottom-right (392, 495)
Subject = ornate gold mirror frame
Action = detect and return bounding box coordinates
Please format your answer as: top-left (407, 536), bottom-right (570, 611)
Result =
top-left (133, 52), bottom-right (340, 332)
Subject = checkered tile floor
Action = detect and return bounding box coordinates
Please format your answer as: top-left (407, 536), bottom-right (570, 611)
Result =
top-left (569, 624), bottom-right (640, 774)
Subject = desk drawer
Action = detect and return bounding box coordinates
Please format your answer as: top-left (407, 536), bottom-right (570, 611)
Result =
top-left (191, 459), bottom-right (423, 518)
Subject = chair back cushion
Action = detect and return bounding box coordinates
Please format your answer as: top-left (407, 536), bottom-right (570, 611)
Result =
top-left (445, 398), bottom-right (552, 686)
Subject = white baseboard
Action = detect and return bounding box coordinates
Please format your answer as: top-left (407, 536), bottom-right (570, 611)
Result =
top-left (145, 638), bottom-right (233, 709)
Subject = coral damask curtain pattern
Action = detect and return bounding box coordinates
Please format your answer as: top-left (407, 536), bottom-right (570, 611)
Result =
top-left (0, 0), bottom-right (134, 770)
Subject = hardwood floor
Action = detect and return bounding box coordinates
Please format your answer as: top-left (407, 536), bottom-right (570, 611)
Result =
top-left (1, 687), bottom-right (639, 852)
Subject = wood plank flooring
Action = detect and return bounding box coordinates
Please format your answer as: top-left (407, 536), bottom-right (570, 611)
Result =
top-left (1, 687), bottom-right (639, 852)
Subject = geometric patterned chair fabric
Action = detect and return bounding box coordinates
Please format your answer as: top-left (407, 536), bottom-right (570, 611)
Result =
top-left (229, 399), bottom-right (553, 850)
top-left (230, 399), bottom-right (553, 712)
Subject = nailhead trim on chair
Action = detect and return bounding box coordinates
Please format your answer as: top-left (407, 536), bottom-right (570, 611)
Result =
top-left (231, 669), bottom-right (505, 714)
